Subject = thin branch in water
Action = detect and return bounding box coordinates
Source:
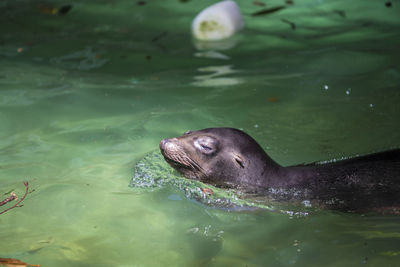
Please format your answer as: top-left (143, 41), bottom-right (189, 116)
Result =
top-left (0, 192), bottom-right (17, 207)
top-left (0, 182), bottom-right (30, 215)
top-left (281, 19), bottom-right (296, 30)
top-left (251, 6), bottom-right (286, 16)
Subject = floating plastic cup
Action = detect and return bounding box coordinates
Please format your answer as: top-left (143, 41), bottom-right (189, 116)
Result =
top-left (192, 0), bottom-right (244, 41)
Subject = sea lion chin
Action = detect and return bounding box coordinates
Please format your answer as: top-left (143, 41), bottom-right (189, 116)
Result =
top-left (160, 127), bottom-right (400, 213)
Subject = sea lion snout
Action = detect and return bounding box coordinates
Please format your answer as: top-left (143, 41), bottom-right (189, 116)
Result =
top-left (160, 138), bottom-right (168, 150)
top-left (159, 135), bottom-right (205, 180)
top-left (160, 138), bottom-right (179, 153)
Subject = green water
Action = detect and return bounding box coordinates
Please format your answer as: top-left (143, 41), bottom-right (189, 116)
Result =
top-left (1, 0), bottom-right (400, 266)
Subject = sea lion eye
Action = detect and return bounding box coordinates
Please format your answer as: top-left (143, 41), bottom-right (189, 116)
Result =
top-left (200, 144), bottom-right (212, 151)
top-left (194, 136), bottom-right (217, 154)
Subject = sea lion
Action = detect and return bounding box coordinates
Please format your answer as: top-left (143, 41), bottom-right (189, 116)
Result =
top-left (160, 128), bottom-right (400, 213)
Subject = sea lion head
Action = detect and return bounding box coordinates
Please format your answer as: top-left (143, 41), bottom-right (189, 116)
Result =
top-left (160, 128), bottom-right (279, 188)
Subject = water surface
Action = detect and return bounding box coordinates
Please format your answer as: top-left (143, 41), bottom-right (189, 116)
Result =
top-left (1, 0), bottom-right (400, 266)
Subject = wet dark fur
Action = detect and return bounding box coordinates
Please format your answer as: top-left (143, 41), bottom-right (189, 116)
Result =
top-left (160, 128), bottom-right (400, 213)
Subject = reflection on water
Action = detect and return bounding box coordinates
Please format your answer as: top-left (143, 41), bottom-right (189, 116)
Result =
top-left (192, 65), bottom-right (243, 87)
top-left (192, 37), bottom-right (238, 51)
top-left (194, 50), bottom-right (230, 60)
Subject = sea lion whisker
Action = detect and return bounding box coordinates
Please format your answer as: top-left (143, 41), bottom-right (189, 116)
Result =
top-left (187, 157), bottom-right (204, 172)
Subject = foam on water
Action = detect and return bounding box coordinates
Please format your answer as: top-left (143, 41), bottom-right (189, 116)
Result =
top-left (130, 150), bottom-right (311, 217)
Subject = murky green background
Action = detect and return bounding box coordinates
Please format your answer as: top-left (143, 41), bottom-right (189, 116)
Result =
top-left (1, 0), bottom-right (400, 266)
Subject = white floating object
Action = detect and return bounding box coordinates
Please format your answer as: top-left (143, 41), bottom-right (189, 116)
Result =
top-left (192, 0), bottom-right (244, 41)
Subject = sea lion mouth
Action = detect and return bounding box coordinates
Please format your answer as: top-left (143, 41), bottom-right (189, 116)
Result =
top-left (163, 156), bottom-right (189, 169)
top-left (162, 152), bottom-right (202, 172)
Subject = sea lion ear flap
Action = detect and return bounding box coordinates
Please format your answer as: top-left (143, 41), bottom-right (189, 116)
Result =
top-left (232, 152), bottom-right (245, 168)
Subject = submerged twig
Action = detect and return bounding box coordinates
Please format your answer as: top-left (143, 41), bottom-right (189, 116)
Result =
top-left (251, 6), bottom-right (286, 16)
top-left (281, 18), bottom-right (296, 30)
top-left (0, 192), bottom-right (17, 207)
top-left (332, 9), bottom-right (346, 18)
top-left (151, 31), bottom-right (168, 43)
top-left (0, 182), bottom-right (30, 215)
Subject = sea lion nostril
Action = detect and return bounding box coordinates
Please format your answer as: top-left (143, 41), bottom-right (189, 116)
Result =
top-left (160, 139), bottom-right (168, 149)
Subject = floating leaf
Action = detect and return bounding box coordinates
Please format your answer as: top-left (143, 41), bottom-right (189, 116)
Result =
top-left (38, 4), bottom-right (72, 16)
top-left (267, 96), bottom-right (278, 103)
top-left (58, 5), bottom-right (72, 16)
top-left (38, 5), bottom-right (58, 15)
top-left (201, 188), bottom-right (214, 195)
